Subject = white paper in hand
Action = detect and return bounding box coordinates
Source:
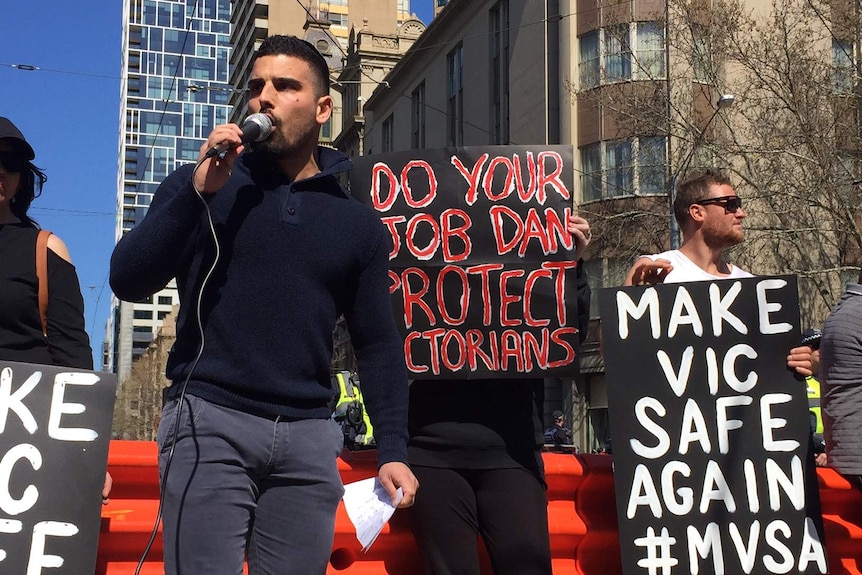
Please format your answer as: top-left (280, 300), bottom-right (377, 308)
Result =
top-left (342, 476), bottom-right (403, 551)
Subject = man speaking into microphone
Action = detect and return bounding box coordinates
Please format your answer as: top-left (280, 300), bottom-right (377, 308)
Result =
top-left (110, 35), bottom-right (417, 575)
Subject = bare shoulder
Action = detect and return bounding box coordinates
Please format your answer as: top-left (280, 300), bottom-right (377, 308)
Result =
top-left (46, 233), bottom-right (73, 264)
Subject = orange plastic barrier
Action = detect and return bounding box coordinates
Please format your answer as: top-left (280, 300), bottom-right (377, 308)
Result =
top-left (98, 441), bottom-right (862, 575)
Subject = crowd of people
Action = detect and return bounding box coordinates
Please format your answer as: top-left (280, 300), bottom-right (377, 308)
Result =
top-left (2, 32), bottom-right (859, 575)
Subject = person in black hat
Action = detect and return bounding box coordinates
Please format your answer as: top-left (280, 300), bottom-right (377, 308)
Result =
top-left (0, 116), bottom-right (110, 500)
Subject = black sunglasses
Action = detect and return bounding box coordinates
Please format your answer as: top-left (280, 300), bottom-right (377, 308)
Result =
top-left (0, 151), bottom-right (26, 173)
top-left (693, 195), bottom-right (743, 213)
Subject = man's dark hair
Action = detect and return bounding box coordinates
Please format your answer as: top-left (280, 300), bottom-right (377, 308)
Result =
top-left (254, 35), bottom-right (330, 96)
top-left (673, 168), bottom-right (733, 228)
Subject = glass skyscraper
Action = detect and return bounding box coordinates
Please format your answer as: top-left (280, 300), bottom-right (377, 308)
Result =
top-left (108, 0), bottom-right (232, 378)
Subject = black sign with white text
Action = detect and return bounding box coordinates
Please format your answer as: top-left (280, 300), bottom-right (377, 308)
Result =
top-left (599, 277), bottom-right (826, 575)
top-left (0, 361), bottom-right (116, 574)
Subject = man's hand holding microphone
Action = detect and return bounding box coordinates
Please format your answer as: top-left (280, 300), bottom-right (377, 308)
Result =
top-left (193, 113), bottom-right (273, 194)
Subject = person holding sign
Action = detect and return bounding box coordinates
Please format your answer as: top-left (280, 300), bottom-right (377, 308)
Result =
top-left (0, 117), bottom-right (112, 505)
top-left (623, 168), bottom-right (815, 376)
top-left (407, 213), bottom-right (592, 575)
top-left (624, 169), bottom-right (752, 286)
top-left (110, 36), bottom-right (416, 575)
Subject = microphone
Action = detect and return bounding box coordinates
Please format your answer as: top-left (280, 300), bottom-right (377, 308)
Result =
top-left (204, 113), bottom-right (274, 158)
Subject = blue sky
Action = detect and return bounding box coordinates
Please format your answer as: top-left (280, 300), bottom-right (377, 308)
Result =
top-left (0, 1), bottom-right (434, 368)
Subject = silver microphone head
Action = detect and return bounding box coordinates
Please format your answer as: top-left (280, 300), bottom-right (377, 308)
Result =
top-left (243, 113), bottom-right (274, 142)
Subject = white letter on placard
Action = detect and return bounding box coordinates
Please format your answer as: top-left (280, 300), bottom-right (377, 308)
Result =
top-left (679, 399), bottom-right (712, 455)
top-left (668, 287), bottom-right (703, 337)
top-left (661, 461), bottom-right (693, 515)
top-left (765, 456), bottom-right (805, 511)
top-left (763, 520), bottom-right (793, 573)
top-left (798, 516), bottom-right (827, 572)
top-left (630, 397), bottom-right (670, 458)
top-left (48, 372), bottom-right (100, 441)
top-left (723, 344), bottom-right (758, 393)
top-left (728, 520), bottom-right (760, 574)
top-left (627, 464), bottom-right (663, 519)
top-left (700, 460), bottom-right (736, 513)
top-left (687, 522), bottom-right (725, 575)
top-left (756, 279), bottom-right (792, 335)
top-left (656, 347), bottom-right (694, 397)
top-left (26, 521), bottom-right (79, 575)
top-left (760, 394), bottom-right (799, 452)
top-left (0, 367), bottom-right (41, 434)
top-left (617, 288), bottom-right (661, 340)
top-left (715, 395), bottom-right (753, 454)
top-left (0, 444), bottom-right (42, 515)
top-left (709, 281), bottom-right (747, 337)
top-left (743, 459), bottom-right (760, 513)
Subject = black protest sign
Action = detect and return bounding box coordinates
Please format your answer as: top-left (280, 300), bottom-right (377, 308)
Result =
top-left (351, 146), bottom-right (581, 379)
top-left (599, 277), bottom-right (827, 575)
top-left (0, 361), bottom-right (116, 574)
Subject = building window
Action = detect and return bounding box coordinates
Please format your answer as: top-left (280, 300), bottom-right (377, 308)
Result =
top-left (133, 309), bottom-right (153, 320)
top-left (581, 143), bottom-right (602, 202)
top-left (605, 25), bottom-right (632, 82)
top-left (580, 137), bottom-right (667, 201)
top-left (447, 44), bottom-right (464, 146)
top-left (490, 0), bottom-right (510, 144)
top-left (832, 39), bottom-right (855, 94)
top-left (158, 296), bottom-right (172, 305)
top-left (579, 23), bottom-right (665, 88)
top-left (637, 22), bottom-right (665, 79)
top-left (412, 82), bottom-right (426, 149)
top-left (579, 31), bottom-right (600, 90)
top-left (382, 114), bottom-right (394, 153)
top-left (605, 140), bottom-right (633, 197)
top-left (328, 13), bottom-right (348, 26)
top-left (638, 136), bottom-right (666, 195)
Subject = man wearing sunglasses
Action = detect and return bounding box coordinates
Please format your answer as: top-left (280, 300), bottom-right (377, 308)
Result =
top-left (624, 168), bottom-right (750, 285)
top-left (623, 168), bottom-right (815, 376)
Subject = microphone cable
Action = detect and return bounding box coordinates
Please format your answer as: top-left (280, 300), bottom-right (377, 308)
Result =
top-left (134, 156), bottom-right (223, 575)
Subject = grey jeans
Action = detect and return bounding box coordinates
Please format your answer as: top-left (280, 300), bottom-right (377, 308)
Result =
top-left (157, 393), bottom-right (345, 575)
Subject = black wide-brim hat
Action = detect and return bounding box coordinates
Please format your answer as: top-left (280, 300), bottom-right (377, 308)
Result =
top-left (0, 116), bottom-right (35, 160)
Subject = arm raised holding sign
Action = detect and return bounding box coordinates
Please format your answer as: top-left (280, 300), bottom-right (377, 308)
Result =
top-left (623, 169), bottom-right (814, 377)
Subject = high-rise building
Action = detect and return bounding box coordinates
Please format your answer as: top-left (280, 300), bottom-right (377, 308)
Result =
top-left (228, 0), bottom-right (413, 130)
top-left (108, 0), bottom-right (233, 379)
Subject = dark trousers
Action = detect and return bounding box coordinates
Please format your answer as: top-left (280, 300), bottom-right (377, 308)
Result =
top-left (157, 393), bottom-right (345, 575)
top-left (410, 465), bottom-right (552, 575)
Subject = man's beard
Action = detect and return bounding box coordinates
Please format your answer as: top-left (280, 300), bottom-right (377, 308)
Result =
top-left (252, 129), bottom-right (299, 159)
top-left (251, 119), bottom-right (316, 160)
top-left (703, 222), bottom-right (743, 249)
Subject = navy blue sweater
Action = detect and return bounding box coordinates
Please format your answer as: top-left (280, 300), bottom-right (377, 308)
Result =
top-left (110, 148), bottom-right (408, 465)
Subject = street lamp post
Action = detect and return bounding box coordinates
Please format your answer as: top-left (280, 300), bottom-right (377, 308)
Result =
top-left (669, 93), bottom-right (735, 249)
